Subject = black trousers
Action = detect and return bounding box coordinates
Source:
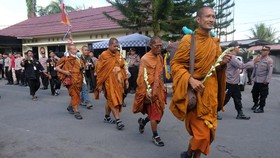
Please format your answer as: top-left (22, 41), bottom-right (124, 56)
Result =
top-left (15, 69), bottom-right (23, 84)
top-left (224, 82), bottom-right (243, 112)
top-left (0, 64), bottom-right (4, 78)
top-left (50, 76), bottom-right (61, 95)
top-left (123, 80), bottom-right (129, 102)
top-left (5, 67), bottom-right (13, 84)
top-left (128, 66), bottom-right (139, 91)
top-left (28, 78), bottom-right (40, 96)
top-left (85, 71), bottom-right (94, 91)
top-left (22, 70), bottom-right (28, 85)
top-left (247, 69), bottom-right (253, 84)
top-left (41, 73), bottom-right (49, 88)
top-left (251, 82), bottom-right (269, 108)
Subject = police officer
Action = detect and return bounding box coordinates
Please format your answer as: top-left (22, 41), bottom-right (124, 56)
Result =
top-left (220, 41), bottom-right (253, 120)
top-left (251, 46), bottom-right (273, 113)
top-left (39, 50), bottom-right (49, 89)
top-left (127, 48), bottom-right (140, 94)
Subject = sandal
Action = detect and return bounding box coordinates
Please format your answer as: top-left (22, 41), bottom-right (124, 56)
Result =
top-left (74, 112), bottom-right (83, 120)
top-left (138, 118), bottom-right (145, 134)
top-left (67, 106), bottom-right (74, 114)
top-left (122, 102), bottom-right (126, 107)
top-left (104, 117), bottom-right (116, 124)
top-left (152, 136), bottom-right (164, 147)
top-left (86, 103), bottom-right (93, 109)
top-left (116, 119), bottom-right (125, 130)
top-left (32, 97), bottom-right (38, 101)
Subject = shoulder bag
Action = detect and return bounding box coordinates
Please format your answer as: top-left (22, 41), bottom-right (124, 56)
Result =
top-left (187, 34), bottom-right (197, 111)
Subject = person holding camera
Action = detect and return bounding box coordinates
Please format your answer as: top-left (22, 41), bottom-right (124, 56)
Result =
top-left (21, 50), bottom-right (44, 101)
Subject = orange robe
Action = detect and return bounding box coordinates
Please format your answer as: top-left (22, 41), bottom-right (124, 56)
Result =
top-left (170, 28), bottom-right (226, 155)
top-left (94, 49), bottom-right (127, 111)
top-left (133, 51), bottom-right (165, 121)
top-left (57, 56), bottom-right (85, 107)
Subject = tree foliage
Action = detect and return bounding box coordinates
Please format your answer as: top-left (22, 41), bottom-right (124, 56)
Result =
top-left (214, 0), bottom-right (235, 40)
top-left (37, 1), bottom-right (76, 16)
top-left (248, 23), bottom-right (278, 44)
top-left (104, 0), bottom-right (173, 36)
top-left (164, 0), bottom-right (214, 40)
top-left (26, 0), bottom-right (37, 18)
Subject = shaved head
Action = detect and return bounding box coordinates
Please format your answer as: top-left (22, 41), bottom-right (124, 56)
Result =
top-left (109, 38), bottom-right (118, 46)
top-left (108, 38), bottom-right (119, 53)
top-left (149, 36), bottom-right (161, 46)
top-left (196, 6), bottom-right (214, 18)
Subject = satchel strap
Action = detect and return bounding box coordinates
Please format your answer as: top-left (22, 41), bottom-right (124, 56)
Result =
top-left (189, 34), bottom-right (195, 76)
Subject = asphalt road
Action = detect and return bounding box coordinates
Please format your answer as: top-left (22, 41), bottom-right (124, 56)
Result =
top-left (0, 75), bottom-right (279, 158)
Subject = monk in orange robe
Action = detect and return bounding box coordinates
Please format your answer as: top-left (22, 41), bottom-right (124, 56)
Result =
top-left (133, 37), bottom-right (166, 147)
top-left (95, 38), bottom-right (128, 130)
top-left (56, 45), bottom-right (85, 120)
top-left (170, 6), bottom-right (232, 158)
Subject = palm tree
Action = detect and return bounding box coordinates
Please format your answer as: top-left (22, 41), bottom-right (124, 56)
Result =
top-left (37, 0), bottom-right (76, 16)
top-left (26, 0), bottom-right (37, 18)
top-left (248, 23), bottom-right (278, 44)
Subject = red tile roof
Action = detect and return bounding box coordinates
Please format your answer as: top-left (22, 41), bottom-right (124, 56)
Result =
top-left (0, 6), bottom-right (123, 38)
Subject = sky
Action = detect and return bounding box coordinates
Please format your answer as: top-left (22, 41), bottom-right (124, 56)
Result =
top-left (0, 0), bottom-right (279, 41)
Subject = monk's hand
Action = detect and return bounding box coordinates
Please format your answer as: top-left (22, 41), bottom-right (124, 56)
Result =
top-left (220, 53), bottom-right (232, 65)
top-left (146, 93), bottom-right (153, 101)
top-left (64, 70), bottom-right (71, 76)
top-left (188, 77), bottom-right (205, 93)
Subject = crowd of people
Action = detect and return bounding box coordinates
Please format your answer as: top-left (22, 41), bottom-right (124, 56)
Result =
top-left (0, 6), bottom-right (274, 158)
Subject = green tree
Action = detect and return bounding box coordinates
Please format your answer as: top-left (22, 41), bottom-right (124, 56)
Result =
top-left (104, 0), bottom-right (173, 36)
top-left (26, 0), bottom-right (37, 18)
top-left (248, 23), bottom-right (278, 44)
top-left (214, 0), bottom-right (235, 40)
top-left (37, 0), bottom-right (76, 16)
top-left (164, 0), bottom-right (214, 41)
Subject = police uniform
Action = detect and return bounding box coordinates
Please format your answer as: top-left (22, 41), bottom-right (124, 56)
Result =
top-left (21, 57), bottom-right (44, 98)
top-left (46, 57), bottom-right (61, 95)
top-left (14, 55), bottom-right (24, 85)
top-left (127, 48), bottom-right (140, 93)
top-left (4, 53), bottom-right (13, 84)
top-left (251, 46), bottom-right (273, 113)
top-left (39, 53), bottom-right (49, 89)
top-left (223, 41), bottom-right (252, 120)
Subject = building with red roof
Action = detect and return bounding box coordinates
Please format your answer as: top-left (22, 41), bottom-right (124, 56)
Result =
top-left (0, 6), bottom-right (152, 58)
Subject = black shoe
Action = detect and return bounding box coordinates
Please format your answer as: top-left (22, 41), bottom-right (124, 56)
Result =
top-left (236, 113), bottom-right (250, 120)
top-left (251, 104), bottom-right (259, 110)
top-left (74, 112), bottom-right (83, 120)
top-left (180, 151), bottom-right (192, 158)
top-left (138, 118), bottom-right (145, 134)
top-left (116, 119), bottom-right (125, 130)
top-left (67, 106), bottom-right (74, 114)
top-left (152, 136), bottom-right (164, 147)
top-left (254, 108), bottom-right (264, 113)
